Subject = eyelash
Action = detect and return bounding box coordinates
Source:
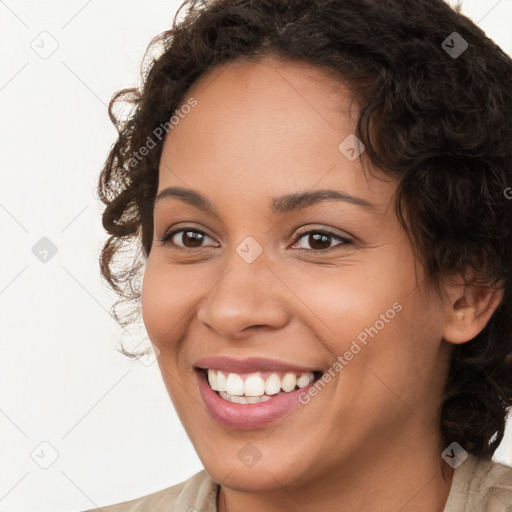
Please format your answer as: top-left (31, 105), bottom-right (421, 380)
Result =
top-left (158, 227), bottom-right (352, 252)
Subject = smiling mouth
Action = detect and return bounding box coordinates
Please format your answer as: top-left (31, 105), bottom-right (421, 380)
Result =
top-left (198, 368), bottom-right (324, 404)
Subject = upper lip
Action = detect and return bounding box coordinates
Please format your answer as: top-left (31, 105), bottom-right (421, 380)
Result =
top-left (194, 356), bottom-right (322, 374)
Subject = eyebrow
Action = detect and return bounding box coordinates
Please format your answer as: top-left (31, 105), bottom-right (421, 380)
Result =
top-left (154, 186), bottom-right (377, 215)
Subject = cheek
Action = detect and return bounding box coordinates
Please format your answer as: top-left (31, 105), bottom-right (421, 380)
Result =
top-left (140, 258), bottom-right (185, 346)
top-left (287, 261), bottom-right (407, 349)
top-left (141, 256), bottom-right (218, 355)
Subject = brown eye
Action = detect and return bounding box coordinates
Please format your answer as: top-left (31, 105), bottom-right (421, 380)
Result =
top-left (292, 229), bottom-right (352, 252)
top-left (159, 227), bottom-right (351, 252)
top-left (160, 228), bottom-right (214, 249)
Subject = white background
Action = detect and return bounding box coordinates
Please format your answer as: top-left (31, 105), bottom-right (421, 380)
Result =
top-left (0, 1), bottom-right (511, 511)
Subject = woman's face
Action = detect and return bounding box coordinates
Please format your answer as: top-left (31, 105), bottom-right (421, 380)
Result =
top-left (141, 56), bottom-right (453, 492)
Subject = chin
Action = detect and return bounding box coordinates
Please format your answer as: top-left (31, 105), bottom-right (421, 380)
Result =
top-left (198, 446), bottom-right (309, 492)
top-left (209, 463), bottom-right (299, 492)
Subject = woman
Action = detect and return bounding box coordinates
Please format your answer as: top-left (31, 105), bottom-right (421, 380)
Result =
top-left (86, 0), bottom-right (512, 510)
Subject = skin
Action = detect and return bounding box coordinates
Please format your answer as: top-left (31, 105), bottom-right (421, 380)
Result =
top-left (140, 55), bottom-right (503, 512)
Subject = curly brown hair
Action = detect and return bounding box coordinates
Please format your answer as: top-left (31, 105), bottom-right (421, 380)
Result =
top-left (98, 0), bottom-right (512, 460)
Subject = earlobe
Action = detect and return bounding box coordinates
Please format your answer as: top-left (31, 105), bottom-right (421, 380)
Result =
top-left (443, 281), bottom-right (504, 345)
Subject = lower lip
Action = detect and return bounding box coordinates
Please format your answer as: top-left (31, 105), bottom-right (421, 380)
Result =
top-left (195, 370), bottom-right (319, 430)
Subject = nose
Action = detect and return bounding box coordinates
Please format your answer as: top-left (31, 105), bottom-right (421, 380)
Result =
top-left (196, 248), bottom-right (290, 339)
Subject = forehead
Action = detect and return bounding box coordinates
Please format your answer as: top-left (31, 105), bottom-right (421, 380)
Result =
top-left (163, 56), bottom-right (357, 152)
top-left (190, 55), bottom-right (350, 105)
top-left (158, 56), bottom-right (394, 212)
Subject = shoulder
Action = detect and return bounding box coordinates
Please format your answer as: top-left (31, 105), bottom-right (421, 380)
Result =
top-left (444, 455), bottom-right (512, 512)
top-left (472, 457), bottom-right (512, 511)
top-left (81, 469), bottom-right (219, 512)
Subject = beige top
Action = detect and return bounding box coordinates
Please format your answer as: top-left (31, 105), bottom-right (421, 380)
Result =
top-left (83, 456), bottom-right (512, 511)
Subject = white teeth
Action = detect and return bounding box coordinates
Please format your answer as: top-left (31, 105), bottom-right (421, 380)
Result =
top-left (244, 374), bottom-right (265, 396)
top-left (216, 371), bottom-right (227, 392)
top-left (281, 372), bottom-right (297, 392)
top-left (225, 373), bottom-right (244, 395)
top-left (264, 373), bottom-right (281, 395)
top-left (218, 391), bottom-right (272, 404)
top-left (297, 373), bottom-right (312, 388)
top-left (208, 369), bottom-right (217, 391)
top-left (206, 369), bottom-right (316, 399)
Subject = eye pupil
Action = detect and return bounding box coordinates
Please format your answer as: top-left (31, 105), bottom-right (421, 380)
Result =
top-left (162, 227), bottom-right (348, 253)
top-left (309, 233), bottom-right (331, 250)
top-left (182, 231), bottom-right (204, 247)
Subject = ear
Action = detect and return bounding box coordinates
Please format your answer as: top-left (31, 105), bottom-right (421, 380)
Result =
top-left (443, 276), bottom-right (504, 345)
